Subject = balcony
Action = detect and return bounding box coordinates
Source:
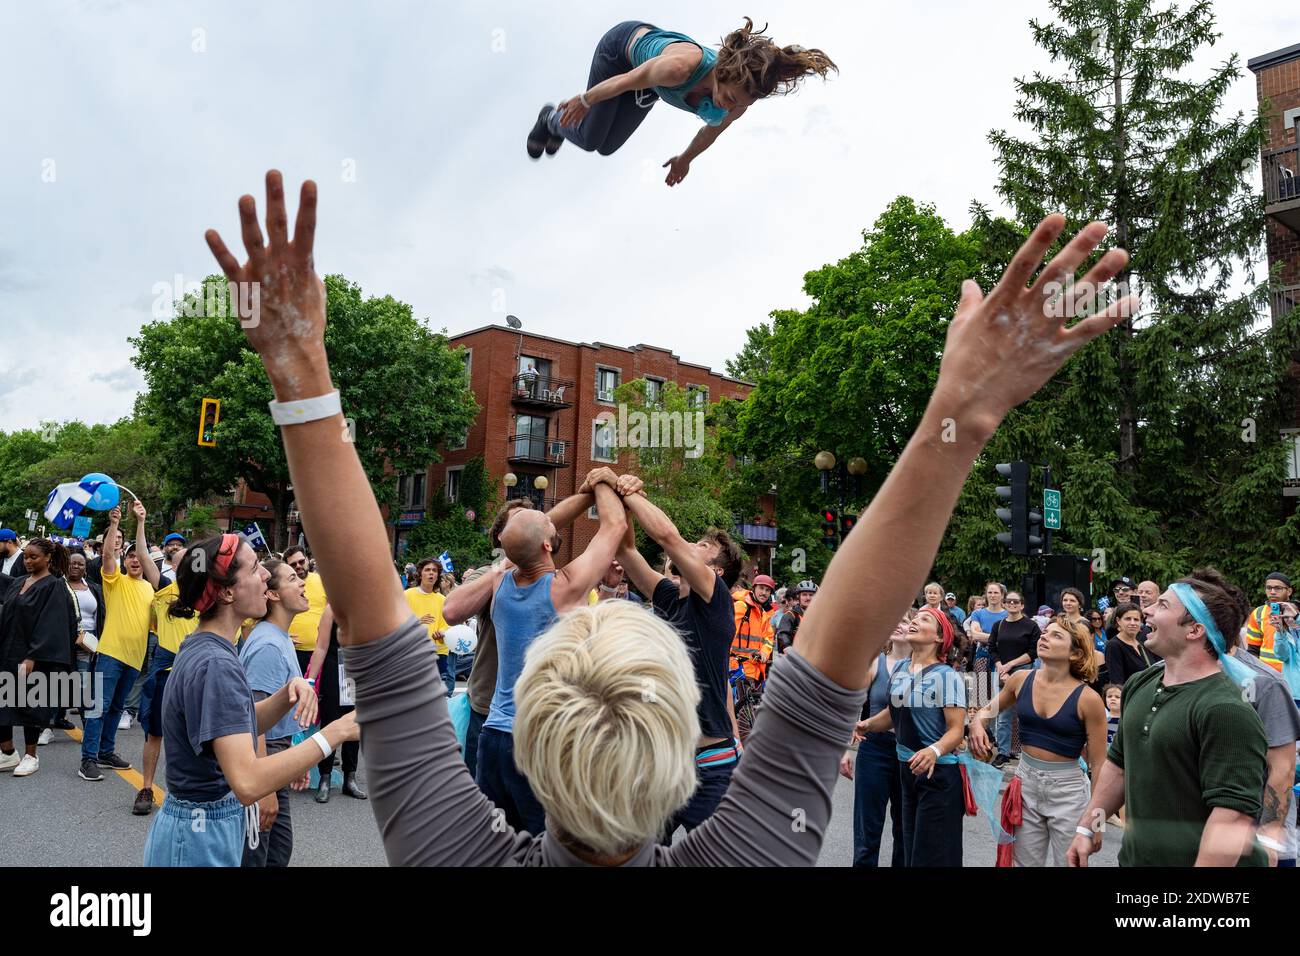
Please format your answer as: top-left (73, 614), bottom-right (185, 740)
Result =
top-left (511, 374), bottom-right (575, 410)
top-left (1271, 284), bottom-right (1300, 321)
top-left (1263, 143), bottom-right (1300, 234)
top-left (738, 522), bottom-right (778, 545)
top-left (505, 489), bottom-right (557, 511)
top-left (506, 434), bottom-right (570, 467)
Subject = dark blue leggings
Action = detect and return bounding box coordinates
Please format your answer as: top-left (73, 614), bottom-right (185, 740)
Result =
top-left (554, 21), bottom-right (659, 155)
top-left (898, 761), bottom-right (964, 867)
top-left (852, 733), bottom-right (904, 867)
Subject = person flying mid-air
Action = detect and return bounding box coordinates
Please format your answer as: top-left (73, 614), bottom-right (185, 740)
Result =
top-left (526, 17), bottom-right (836, 186)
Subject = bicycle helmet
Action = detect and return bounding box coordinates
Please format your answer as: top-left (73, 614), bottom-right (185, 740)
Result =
top-left (793, 579), bottom-right (818, 595)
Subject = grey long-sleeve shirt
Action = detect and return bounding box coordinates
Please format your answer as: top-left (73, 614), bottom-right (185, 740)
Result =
top-left (342, 615), bottom-right (866, 866)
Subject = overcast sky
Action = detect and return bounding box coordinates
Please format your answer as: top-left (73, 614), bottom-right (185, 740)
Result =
top-left (1, 0), bottom-right (1293, 432)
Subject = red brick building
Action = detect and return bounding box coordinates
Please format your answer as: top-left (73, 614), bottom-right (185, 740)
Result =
top-left (396, 324), bottom-right (775, 570)
top-left (1250, 42), bottom-right (1300, 496)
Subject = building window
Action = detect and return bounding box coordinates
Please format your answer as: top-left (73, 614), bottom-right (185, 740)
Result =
top-left (446, 466), bottom-right (463, 503)
top-left (461, 347), bottom-right (472, 382)
top-left (449, 430), bottom-right (467, 451)
top-left (644, 377), bottom-right (664, 407)
top-left (587, 504), bottom-right (600, 521)
top-left (592, 419), bottom-right (616, 463)
top-left (596, 366), bottom-right (620, 403)
top-left (687, 385), bottom-right (709, 409)
top-left (1285, 430), bottom-right (1300, 496)
top-left (398, 472), bottom-right (427, 509)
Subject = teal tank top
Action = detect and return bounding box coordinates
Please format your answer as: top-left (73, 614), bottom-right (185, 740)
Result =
top-left (628, 28), bottom-right (730, 126)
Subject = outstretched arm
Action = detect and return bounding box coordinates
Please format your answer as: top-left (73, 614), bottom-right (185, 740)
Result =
top-left (551, 483), bottom-right (627, 610)
top-left (205, 171), bottom-right (408, 647)
top-left (132, 500), bottom-right (160, 589)
top-left (622, 492), bottom-right (716, 601)
top-left (795, 217), bottom-right (1134, 689)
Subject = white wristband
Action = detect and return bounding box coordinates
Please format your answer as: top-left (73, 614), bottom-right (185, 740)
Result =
top-left (1257, 834), bottom-right (1286, 853)
top-left (268, 390), bottom-right (342, 426)
top-left (580, 92), bottom-right (591, 108)
top-left (310, 731), bottom-right (333, 760)
top-left (928, 744), bottom-right (943, 760)
top-left (1076, 825), bottom-right (1095, 838)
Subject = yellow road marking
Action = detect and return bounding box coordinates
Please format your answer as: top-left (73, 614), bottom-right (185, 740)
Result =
top-left (62, 727), bottom-right (165, 801)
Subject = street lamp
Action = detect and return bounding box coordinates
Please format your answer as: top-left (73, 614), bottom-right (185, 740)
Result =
top-left (533, 476), bottom-right (548, 492)
top-left (814, 451), bottom-right (836, 495)
top-left (815, 450), bottom-right (866, 551)
top-left (503, 473), bottom-right (518, 489)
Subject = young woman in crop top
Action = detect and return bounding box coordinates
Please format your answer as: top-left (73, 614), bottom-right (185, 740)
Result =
top-left (524, 18), bottom-right (835, 185)
top-left (969, 618), bottom-right (1108, 866)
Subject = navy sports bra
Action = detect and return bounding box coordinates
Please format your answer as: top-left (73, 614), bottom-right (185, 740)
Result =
top-left (1015, 671), bottom-right (1086, 758)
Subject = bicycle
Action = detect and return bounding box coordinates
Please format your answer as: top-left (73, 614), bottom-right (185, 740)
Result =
top-left (730, 652), bottom-right (767, 742)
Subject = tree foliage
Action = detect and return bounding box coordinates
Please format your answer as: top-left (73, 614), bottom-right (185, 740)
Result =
top-left (130, 275), bottom-right (478, 549)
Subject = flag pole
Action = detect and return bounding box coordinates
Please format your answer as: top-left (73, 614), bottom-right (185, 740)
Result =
top-left (111, 483), bottom-right (141, 502)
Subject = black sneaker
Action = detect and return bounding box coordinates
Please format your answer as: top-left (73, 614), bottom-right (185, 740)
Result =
top-left (78, 758), bottom-right (104, 782)
top-left (52, 717), bottom-right (76, 730)
top-left (991, 755), bottom-right (1009, 770)
top-left (96, 752), bottom-right (131, 770)
top-left (527, 105), bottom-right (558, 159)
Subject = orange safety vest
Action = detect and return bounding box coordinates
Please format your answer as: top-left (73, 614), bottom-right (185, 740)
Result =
top-left (1246, 605), bottom-right (1285, 673)
top-left (732, 593), bottom-right (775, 680)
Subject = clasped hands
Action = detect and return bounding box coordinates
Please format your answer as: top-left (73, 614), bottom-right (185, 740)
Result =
top-left (577, 466), bottom-right (643, 499)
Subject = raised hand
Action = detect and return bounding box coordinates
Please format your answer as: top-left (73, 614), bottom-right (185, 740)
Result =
top-left (936, 216), bottom-right (1137, 434)
top-left (107, 506), bottom-right (121, 526)
top-left (615, 473), bottom-right (644, 497)
top-left (204, 171), bottom-right (330, 399)
top-left (131, 499), bottom-right (147, 524)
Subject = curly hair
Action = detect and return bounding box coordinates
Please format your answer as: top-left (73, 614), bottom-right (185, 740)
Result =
top-left (713, 17), bottom-right (837, 100)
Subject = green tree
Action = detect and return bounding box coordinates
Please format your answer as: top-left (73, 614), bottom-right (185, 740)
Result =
top-left (130, 275), bottom-right (478, 549)
top-left (404, 456), bottom-right (495, 571)
top-left (724, 323), bottom-right (774, 382)
top-left (722, 197), bottom-right (1012, 587)
top-left (984, 0), bottom-right (1300, 587)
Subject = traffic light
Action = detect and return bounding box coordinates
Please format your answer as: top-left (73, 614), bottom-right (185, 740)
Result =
top-left (197, 397), bottom-right (221, 448)
top-left (839, 513), bottom-right (857, 539)
top-left (821, 509), bottom-right (838, 551)
top-left (1027, 505), bottom-right (1044, 555)
top-left (995, 461), bottom-right (1029, 555)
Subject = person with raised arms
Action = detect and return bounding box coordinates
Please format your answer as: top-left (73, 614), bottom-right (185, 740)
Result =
top-left (614, 488), bottom-right (746, 840)
top-left (202, 168), bottom-right (1133, 866)
top-left (440, 465), bottom-right (628, 833)
top-left (528, 18), bottom-right (835, 186)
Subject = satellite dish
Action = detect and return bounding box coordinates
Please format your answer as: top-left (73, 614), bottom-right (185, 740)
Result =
top-left (506, 315), bottom-right (522, 329)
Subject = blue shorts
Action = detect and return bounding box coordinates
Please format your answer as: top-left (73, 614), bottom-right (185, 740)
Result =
top-left (139, 647), bottom-right (176, 738)
top-left (143, 792), bottom-right (246, 867)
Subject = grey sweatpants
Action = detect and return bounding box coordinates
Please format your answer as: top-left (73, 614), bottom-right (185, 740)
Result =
top-left (1011, 752), bottom-right (1091, 867)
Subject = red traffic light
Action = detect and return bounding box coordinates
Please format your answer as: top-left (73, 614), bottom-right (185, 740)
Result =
top-left (822, 510), bottom-right (836, 523)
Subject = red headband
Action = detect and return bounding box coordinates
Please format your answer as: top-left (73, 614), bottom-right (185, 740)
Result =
top-left (193, 534), bottom-right (241, 615)
top-left (919, 606), bottom-right (954, 658)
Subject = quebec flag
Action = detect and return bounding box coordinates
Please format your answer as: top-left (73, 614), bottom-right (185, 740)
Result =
top-left (44, 480), bottom-right (104, 531)
top-left (241, 523), bottom-right (270, 551)
top-left (438, 550), bottom-right (454, 573)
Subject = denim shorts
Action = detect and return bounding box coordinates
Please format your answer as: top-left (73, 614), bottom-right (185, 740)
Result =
top-left (143, 792), bottom-right (246, 867)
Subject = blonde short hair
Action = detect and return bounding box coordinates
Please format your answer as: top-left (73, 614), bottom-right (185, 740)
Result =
top-left (513, 601), bottom-right (701, 857)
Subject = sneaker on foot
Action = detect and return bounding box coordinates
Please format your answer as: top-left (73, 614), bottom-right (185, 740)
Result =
top-left (78, 758), bottom-right (105, 782)
top-left (118, 713), bottom-right (133, 730)
top-left (527, 104), bottom-right (558, 159)
top-left (0, 751), bottom-right (20, 772)
top-left (37, 728), bottom-right (53, 746)
top-left (52, 717), bottom-right (76, 730)
top-left (132, 787), bottom-right (155, 815)
top-left (991, 755), bottom-right (1009, 770)
top-left (13, 754), bottom-right (39, 777)
top-left (96, 752), bottom-right (131, 770)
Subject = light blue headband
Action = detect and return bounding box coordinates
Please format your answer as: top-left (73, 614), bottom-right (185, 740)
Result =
top-left (1169, 582), bottom-right (1254, 688)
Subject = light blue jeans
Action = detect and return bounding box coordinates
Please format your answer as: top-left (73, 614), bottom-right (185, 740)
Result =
top-left (144, 793), bottom-right (246, 867)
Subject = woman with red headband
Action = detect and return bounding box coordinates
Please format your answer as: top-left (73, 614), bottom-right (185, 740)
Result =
top-left (855, 605), bottom-right (967, 866)
top-left (142, 534), bottom-right (357, 867)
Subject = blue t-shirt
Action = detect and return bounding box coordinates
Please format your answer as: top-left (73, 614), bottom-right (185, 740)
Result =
top-left (485, 571), bottom-right (557, 734)
top-left (948, 605), bottom-right (967, 625)
top-left (239, 620), bottom-right (303, 741)
top-left (888, 658), bottom-right (966, 758)
top-left (162, 631), bottom-right (257, 802)
top-left (968, 607), bottom-right (1008, 658)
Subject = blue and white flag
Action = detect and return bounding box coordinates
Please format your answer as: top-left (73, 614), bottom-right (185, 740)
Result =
top-left (438, 550), bottom-right (454, 573)
top-left (241, 522), bottom-right (270, 551)
top-left (44, 479), bottom-right (104, 530)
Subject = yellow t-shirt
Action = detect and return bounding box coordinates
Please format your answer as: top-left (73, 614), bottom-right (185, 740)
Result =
top-left (99, 567), bottom-right (156, 670)
top-left (288, 572), bottom-right (327, 652)
top-left (150, 581), bottom-right (199, 660)
top-left (404, 587), bottom-right (448, 654)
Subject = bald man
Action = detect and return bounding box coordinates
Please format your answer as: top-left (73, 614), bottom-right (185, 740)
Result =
top-left (444, 467), bottom-right (632, 833)
top-left (1136, 580), bottom-right (1160, 610)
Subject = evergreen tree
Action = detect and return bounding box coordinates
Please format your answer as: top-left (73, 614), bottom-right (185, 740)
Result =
top-left (984, 0), bottom-right (1300, 587)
